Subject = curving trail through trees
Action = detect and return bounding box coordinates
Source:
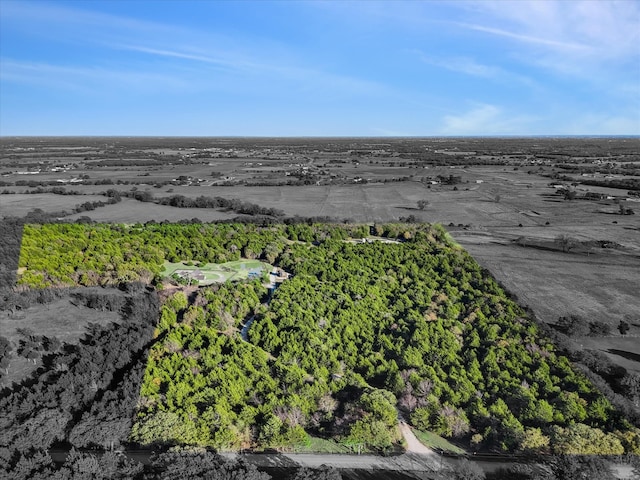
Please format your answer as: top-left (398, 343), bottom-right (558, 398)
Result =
top-left (398, 420), bottom-right (436, 456)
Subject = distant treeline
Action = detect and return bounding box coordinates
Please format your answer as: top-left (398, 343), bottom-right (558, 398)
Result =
top-left (110, 189), bottom-right (285, 217)
top-left (90, 158), bottom-right (167, 167)
top-left (580, 178), bottom-right (640, 191)
top-left (0, 187), bottom-right (285, 219)
top-left (555, 163), bottom-right (640, 176)
top-left (155, 194), bottom-right (285, 217)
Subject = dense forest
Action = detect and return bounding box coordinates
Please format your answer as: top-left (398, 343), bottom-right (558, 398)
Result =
top-left (12, 222), bottom-right (640, 458)
top-left (17, 222), bottom-right (369, 288)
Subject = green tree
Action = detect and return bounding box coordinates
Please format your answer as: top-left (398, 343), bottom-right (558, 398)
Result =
top-left (520, 427), bottom-right (550, 452)
top-left (551, 423), bottom-right (624, 455)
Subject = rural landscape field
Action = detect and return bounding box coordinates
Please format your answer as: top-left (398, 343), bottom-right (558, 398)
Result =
top-left (1, 136), bottom-right (639, 480)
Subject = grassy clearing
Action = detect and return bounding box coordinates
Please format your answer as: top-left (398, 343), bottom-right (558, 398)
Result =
top-left (411, 429), bottom-right (466, 454)
top-left (291, 436), bottom-right (405, 455)
top-left (290, 436), bottom-right (352, 454)
top-left (162, 259), bottom-right (271, 285)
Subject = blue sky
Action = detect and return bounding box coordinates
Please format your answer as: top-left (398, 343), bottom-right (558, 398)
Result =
top-left (1, 0), bottom-right (639, 136)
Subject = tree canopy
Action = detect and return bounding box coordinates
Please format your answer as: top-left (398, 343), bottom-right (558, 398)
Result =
top-left (15, 222), bottom-right (640, 454)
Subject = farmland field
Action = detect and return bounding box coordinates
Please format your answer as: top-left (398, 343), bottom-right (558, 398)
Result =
top-left (65, 197), bottom-right (239, 223)
top-left (455, 232), bottom-right (640, 326)
top-left (0, 193), bottom-right (111, 217)
top-left (1, 137), bottom-right (640, 478)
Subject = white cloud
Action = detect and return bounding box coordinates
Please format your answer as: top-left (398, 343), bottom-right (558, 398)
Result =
top-left (440, 104), bottom-right (535, 135)
top-left (439, 103), bottom-right (640, 136)
top-left (461, 1), bottom-right (640, 64)
top-left (451, 0), bottom-right (640, 106)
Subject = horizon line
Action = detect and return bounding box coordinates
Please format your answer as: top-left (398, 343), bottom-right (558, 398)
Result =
top-left (2, 134), bottom-right (639, 139)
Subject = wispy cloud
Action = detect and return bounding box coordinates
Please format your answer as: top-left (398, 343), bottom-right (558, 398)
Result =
top-left (120, 46), bottom-right (230, 66)
top-left (0, 59), bottom-right (191, 94)
top-left (414, 50), bottom-right (537, 88)
top-left (460, 1), bottom-right (640, 63)
top-left (113, 44), bottom-right (261, 74)
top-left (461, 24), bottom-right (592, 52)
top-left (440, 103), bottom-right (536, 135)
top-left (0, 1), bottom-right (175, 39)
top-left (451, 0), bottom-right (640, 105)
top-left (112, 43), bottom-right (390, 98)
top-left (2, 1), bottom-right (391, 100)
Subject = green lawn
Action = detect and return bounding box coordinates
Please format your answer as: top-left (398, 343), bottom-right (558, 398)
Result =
top-left (411, 429), bottom-right (467, 454)
top-left (292, 436), bottom-right (354, 454)
top-left (161, 259), bottom-right (272, 285)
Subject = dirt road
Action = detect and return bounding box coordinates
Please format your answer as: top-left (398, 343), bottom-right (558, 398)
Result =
top-left (398, 421), bottom-right (437, 457)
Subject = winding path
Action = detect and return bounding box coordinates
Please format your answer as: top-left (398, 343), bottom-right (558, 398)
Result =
top-left (399, 420), bottom-right (437, 456)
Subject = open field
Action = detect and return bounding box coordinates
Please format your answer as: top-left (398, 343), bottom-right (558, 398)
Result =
top-left (65, 197), bottom-right (238, 223)
top-left (452, 229), bottom-right (640, 379)
top-left (0, 289), bottom-right (121, 387)
top-left (454, 233), bottom-right (640, 325)
top-left (0, 193), bottom-right (110, 217)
